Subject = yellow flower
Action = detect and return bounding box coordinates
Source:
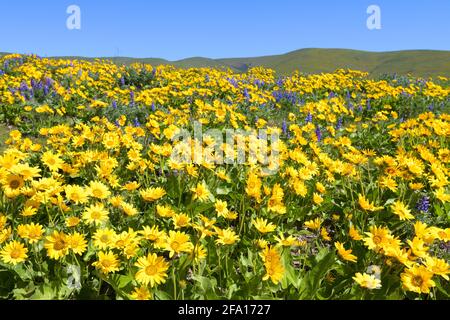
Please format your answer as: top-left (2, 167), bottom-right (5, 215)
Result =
top-left (391, 200), bottom-right (414, 220)
top-left (215, 199), bottom-right (229, 217)
top-left (172, 213), bottom-right (191, 229)
top-left (164, 231), bottom-right (194, 258)
top-left (335, 241), bottom-right (357, 263)
top-left (358, 194), bottom-right (383, 212)
top-left (82, 202), bottom-right (109, 225)
top-left (44, 231), bottom-right (69, 260)
top-left (363, 225), bottom-right (392, 251)
top-left (93, 228), bottom-right (117, 250)
top-left (215, 227), bottom-right (240, 245)
top-left (191, 182), bottom-right (211, 202)
top-left (315, 182), bottom-right (326, 194)
top-left (274, 233), bottom-right (299, 247)
top-left (401, 265), bottom-right (436, 294)
top-left (424, 256), bottom-right (450, 280)
top-left (407, 237), bottom-right (428, 258)
top-left (379, 176), bottom-right (398, 193)
top-left (312, 192), bottom-right (323, 205)
top-left (65, 185), bottom-right (89, 204)
top-left (304, 218), bottom-right (322, 231)
top-left (130, 286), bottom-right (152, 300)
top-left (0, 240), bottom-right (28, 265)
top-left (321, 227), bottom-right (332, 241)
top-left (260, 246), bottom-right (284, 284)
top-left (252, 218), bottom-right (276, 234)
top-left (134, 253), bottom-right (170, 287)
top-left (88, 180), bottom-right (111, 199)
top-left (41, 151), bottom-right (64, 172)
top-left (190, 244), bottom-right (207, 263)
top-left (435, 188), bottom-right (450, 203)
top-left (156, 204), bottom-right (175, 218)
top-left (122, 181), bottom-right (140, 191)
top-left (120, 202), bottom-right (139, 217)
top-left (17, 222), bottom-right (44, 243)
top-left (140, 187), bottom-right (166, 202)
top-left (93, 251), bottom-right (120, 274)
top-left (349, 225), bottom-right (363, 241)
top-left (139, 225), bottom-right (165, 242)
top-left (67, 232), bottom-right (87, 255)
top-left (353, 273), bottom-right (381, 289)
top-left (4, 174), bottom-right (24, 190)
top-left (65, 216), bottom-right (81, 228)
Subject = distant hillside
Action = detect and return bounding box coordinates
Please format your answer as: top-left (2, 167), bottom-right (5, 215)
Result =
top-left (1, 49), bottom-right (450, 77)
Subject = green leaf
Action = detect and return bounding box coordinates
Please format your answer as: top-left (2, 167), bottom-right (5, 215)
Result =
top-left (154, 290), bottom-right (172, 300)
top-left (298, 249), bottom-right (336, 299)
top-left (216, 186), bottom-right (231, 195)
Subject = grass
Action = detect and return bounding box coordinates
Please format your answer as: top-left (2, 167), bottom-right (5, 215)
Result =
top-left (0, 124), bottom-right (10, 152)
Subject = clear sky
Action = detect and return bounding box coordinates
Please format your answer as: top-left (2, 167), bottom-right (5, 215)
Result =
top-left (1, 0), bottom-right (449, 60)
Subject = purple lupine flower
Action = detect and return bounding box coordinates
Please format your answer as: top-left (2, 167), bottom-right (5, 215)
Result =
top-left (43, 85), bottom-right (49, 96)
top-left (133, 118), bottom-right (141, 127)
top-left (416, 196), bottom-right (430, 213)
top-left (243, 88), bottom-right (250, 99)
top-left (112, 100), bottom-right (117, 109)
top-left (0, 69), bottom-right (4, 76)
top-left (328, 92), bottom-right (335, 99)
top-left (114, 120), bottom-right (121, 127)
top-left (45, 77), bottom-right (53, 87)
top-left (358, 105), bottom-right (363, 113)
top-left (315, 125), bottom-right (322, 142)
top-left (305, 112), bottom-right (312, 123)
top-left (282, 120), bottom-right (288, 135)
top-left (19, 81), bottom-right (29, 92)
top-left (367, 99), bottom-right (371, 111)
top-left (151, 102), bottom-right (156, 112)
top-left (428, 104), bottom-right (434, 111)
top-left (276, 77), bottom-right (283, 87)
top-left (336, 117), bottom-right (343, 130)
top-left (205, 74), bottom-right (210, 82)
top-left (129, 91), bottom-right (135, 107)
top-left (120, 76), bottom-right (125, 86)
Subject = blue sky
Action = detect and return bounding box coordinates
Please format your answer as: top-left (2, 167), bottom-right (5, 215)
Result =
top-left (1, 0), bottom-right (449, 60)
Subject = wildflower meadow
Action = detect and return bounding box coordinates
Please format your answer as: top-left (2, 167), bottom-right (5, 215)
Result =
top-left (0, 54), bottom-right (449, 300)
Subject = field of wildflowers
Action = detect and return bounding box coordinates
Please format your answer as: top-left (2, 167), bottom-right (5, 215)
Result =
top-left (0, 53), bottom-right (449, 300)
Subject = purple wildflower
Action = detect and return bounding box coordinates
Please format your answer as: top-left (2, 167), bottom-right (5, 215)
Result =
top-left (416, 196), bottom-right (430, 213)
top-left (282, 120), bottom-right (288, 135)
top-left (315, 125), bottom-right (322, 142)
top-left (305, 112), bottom-right (312, 123)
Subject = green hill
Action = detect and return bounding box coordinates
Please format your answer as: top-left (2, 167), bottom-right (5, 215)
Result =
top-left (1, 49), bottom-right (450, 77)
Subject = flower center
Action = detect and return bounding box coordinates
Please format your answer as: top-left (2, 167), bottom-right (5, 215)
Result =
top-left (145, 265), bottom-right (157, 276)
top-left (54, 239), bottom-right (66, 250)
top-left (10, 249), bottom-right (21, 259)
top-left (93, 189), bottom-right (102, 198)
top-left (91, 211), bottom-right (101, 220)
top-left (373, 235), bottom-right (382, 244)
top-left (171, 241), bottom-right (180, 251)
top-left (102, 259), bottom-right (112, 268)
top-left (412, 275), bottom-right (423, 287)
